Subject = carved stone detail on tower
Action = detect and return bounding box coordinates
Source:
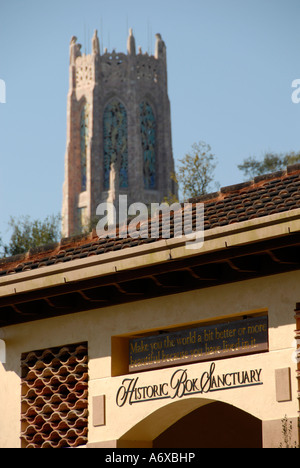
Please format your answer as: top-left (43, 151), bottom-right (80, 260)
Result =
top-left (75, 57), bottom-right (94, 87)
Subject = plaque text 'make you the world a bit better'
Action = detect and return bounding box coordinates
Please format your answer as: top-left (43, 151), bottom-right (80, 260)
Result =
top-left (129, 315), bottom-right (268, 372)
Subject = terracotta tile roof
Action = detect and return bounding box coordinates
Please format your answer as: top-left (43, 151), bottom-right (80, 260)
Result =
top-left (1, 164), bottom-right (300, 277)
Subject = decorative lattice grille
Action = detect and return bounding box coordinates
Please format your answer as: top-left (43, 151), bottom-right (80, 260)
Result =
top-left (21, 342), bottom-right (88, 448)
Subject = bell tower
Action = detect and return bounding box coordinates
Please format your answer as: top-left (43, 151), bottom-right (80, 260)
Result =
top-left (62, 29), bottom-right (176, 237)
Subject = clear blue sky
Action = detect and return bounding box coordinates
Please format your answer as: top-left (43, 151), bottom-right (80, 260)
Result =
top-left (1, 0), bottom-right (300, 243)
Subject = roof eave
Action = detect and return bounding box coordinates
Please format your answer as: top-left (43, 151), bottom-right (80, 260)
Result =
top-left (0, 208), bottom-right (299, 301)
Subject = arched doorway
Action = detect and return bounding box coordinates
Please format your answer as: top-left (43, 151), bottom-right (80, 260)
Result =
top-left (118, 399), bottom-right (262, 448)
top-left (154, 401), bottom-right (262, 448)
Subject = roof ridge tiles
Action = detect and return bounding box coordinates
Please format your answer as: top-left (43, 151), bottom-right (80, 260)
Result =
top-left (287, 163), bottom-right (300, 174)
top-left (220, 180), bottom-right (254, 194)
top-left (253, 170), bottom-right (285, 183)
top-left (188, 165), bottom-right (300, 204)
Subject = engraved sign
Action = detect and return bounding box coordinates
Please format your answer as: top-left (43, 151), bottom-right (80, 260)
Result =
top-left (129, 316), bottom-right (268, 371)
top-left (117, 362), bottom-right (263, 407)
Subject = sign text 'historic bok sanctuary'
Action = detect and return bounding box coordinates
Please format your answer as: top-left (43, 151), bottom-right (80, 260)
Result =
top-left (116, 362), bottom-right (263, 407)
top-left (129, 315), bottom-right (268, 371)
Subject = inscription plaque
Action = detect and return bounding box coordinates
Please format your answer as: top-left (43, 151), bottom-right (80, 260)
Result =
top-left (129, 315), bottom-right (268, 371)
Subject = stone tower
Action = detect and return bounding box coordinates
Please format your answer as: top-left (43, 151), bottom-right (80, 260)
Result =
top-left (62, 29), bottom-right (176, 237)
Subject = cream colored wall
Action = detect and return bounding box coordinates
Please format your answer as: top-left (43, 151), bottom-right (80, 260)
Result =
top-left (0, 270), bottom-right (299, 448)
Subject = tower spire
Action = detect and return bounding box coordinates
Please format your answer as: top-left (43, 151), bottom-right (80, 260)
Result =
top-left (155, 33), bottom-right (166, 60)
top-left (127, 28), bottom-right (136, 55)
top-left (92, 30), bottom-right (100, 55)
top-left (69, 36), bottom-right (81, 65)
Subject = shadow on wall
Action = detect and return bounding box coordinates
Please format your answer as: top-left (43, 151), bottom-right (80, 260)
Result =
top-left (118, 398), bottom-right (262, 448)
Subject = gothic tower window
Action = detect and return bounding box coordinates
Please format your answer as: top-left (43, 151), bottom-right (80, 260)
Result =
top-left (103, 100), bottom-right (128, 190)
top-left (140, 101), bottom-right (156, 190)
top-left (80, 104), bottom-right (89, 192)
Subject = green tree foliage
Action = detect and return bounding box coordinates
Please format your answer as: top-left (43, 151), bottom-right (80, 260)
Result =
top-left (173, 141), bottom-right (218, 201)
top-left (1, 214), bottom-right (61, 257)
top-left (238, 152), bottom-right (300, 179)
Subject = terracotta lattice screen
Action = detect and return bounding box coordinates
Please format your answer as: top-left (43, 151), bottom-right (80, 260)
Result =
top-left (21, 342), bottom-right (88, 448)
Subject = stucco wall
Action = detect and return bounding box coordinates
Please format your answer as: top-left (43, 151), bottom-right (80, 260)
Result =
top-left (0, 270), bottom-right (299, 448)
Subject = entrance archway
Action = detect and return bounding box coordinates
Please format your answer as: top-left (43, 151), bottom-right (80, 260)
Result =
top-left (154, 401), bottom-right (262, 448)
top-left (118, 398), bottom-right (262, 448)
